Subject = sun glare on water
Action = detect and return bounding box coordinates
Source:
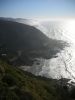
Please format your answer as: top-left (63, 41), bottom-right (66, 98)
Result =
top-left (59, 19), bottom-right (75, 44)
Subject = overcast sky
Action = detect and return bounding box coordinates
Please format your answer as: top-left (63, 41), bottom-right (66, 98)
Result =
top-left (0, 0), bottom-right (75, 19)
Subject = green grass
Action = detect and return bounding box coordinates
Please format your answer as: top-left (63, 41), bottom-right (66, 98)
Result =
top-left (0, 60), bottom-right (74, 100)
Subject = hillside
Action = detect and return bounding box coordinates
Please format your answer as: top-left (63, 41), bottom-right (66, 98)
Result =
top-left (0, 18), bottom-right (75, 100)
top-left (0, 19), bottom-right (68, 66)
top-left (0, 60), bottom-right (74, 100)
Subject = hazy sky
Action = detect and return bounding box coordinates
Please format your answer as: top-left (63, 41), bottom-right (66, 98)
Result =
top-left (0, 0), bottom-right (75, 19)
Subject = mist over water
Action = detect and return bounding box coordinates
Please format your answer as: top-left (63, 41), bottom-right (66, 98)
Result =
top-left (21, 20), bottom-right (75, 82)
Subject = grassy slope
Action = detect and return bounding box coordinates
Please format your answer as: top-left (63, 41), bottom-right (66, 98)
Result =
top-left (0, 60), bottom-right (70, 100)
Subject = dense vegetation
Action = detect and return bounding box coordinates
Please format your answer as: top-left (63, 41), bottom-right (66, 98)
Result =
top-left (0, 60), bottom-right (75, 100)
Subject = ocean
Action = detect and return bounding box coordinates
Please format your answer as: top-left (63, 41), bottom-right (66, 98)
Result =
top-left (21, 19), bottom-right (75, 82)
